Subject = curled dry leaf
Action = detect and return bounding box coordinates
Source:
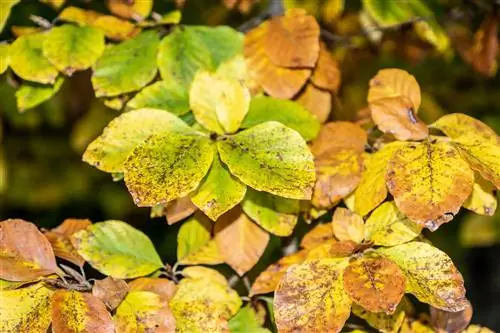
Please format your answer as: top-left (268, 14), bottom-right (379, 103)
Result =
top-left (295, 83), bottom-right (332, 123)
top-left (311, 43), bottom-right (341, 93)
top-left (44, 218), bottom-right (91, 267)
top-left (343, 256), bottom-right (406, 314)
top-left (0, 219), bottom-right (57, 281)
top-left (331, 207), bottom-right (365, 244)
top-left (369, 96), bottom-right (428, 141)
top-left (51, 290), bottom-right (115, 333)
top-left (386, 141), bottom-right (474, 230)
top-left (368, 68), bottom-right (421, 111)
top-left (250, 249), bottom-right (309, 296)
top-left (92, 277), bottom-right (129, 311)
top-left (164, 197), bottom-right (197, 225)
top-left (300, 223), bottom-right (335, 249)
top-left (430, 301), bottom-right (472, 333)
top-left (265, 8), bottom-right (320, 68)
top-left (215, 208), bottom-right (269, 276)
top-left (128, 277), bottom-right (177, 303)
top-left (244, 20), bottom-right (311, 99)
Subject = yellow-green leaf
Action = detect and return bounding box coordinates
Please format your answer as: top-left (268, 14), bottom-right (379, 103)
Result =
top-left (241, 188), bottom-right (300, 236)
top-left (0, 0), bottom-right (20, 34)
top-left (9, 33), bottom-right (58, 84)
top-left (431, 113), bottom-right (500, 144)
top-left (0, 282), bottom-right (53, 333)
top-left (127, 80), bottom-right (189, 116)
top-left (92, 31), bottom-right (159, 97)
top-left (376, 241), bottom-right (468, 312)
top-left (177, 213), bottom-right (215, 263)
top-left (51, 290), bottom-right (115, 333)
top-left (43, 25), bottom-right (104, 76)
top-left (331, 207), bottom-right (365, 244)
top-left (228, 305), bottom-right (271, 333)
top-left (192, 155), bottom-right (247, 220)
top-left (364, 201), bottom-right (422, 246)
top-left (386, 141), bottom-right (474, 230)
top-left (463, 175), bottom-right (497, 216)
top-left (83, 108), bottom-right (191, 173)
top-left (217, 121), bottom-right (315, 200)
top-left (123, 131), bottom-right (215, 206)
top-left (0, 43), bottom-right (9, 74)
top-left (179, 240), bottom-right (224, 265)
top-left (15, 77), bottom-right (64, 112)
top-left (454, 139), bottom-right (500, 189)
top-left (70, 220), bottom-right (163, 278)
top-left (274, 259), bottom-right (351, 333)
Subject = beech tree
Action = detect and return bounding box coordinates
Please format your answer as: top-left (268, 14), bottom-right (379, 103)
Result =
top-left (0, 0), bottom-right (499, 332)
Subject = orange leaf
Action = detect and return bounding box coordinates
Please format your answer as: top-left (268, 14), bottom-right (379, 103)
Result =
top-left (311, 43), bottom-right (341, 93)
top-left (465, 14), bottom-right (498, 77)
top-left (331, 207), bottom-right (365, 244)
top-left (92, 277), bottom-right (129, 311)
top-left (128, 277), bottom-right (177, 303)
top-left (310, 121), bottom-right (367, 156)
top-left (44, 218), bottom-right (91, 267)
top-left (92, 16), bottom-right (141, 41)
top-left (300, 223), bottom-right (335, 249)
top-left (107, 0), bottom-right (153, 21)
top-left (368, 68), bottom-right (421, 111)
top-left (164, 197), bottom-right (197, 225)
top-left (295, 83), bottom-right (332, 123)
top-left (329, 240), bottom-right (358, 258)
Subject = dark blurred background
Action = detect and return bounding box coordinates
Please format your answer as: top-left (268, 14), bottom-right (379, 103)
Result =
top-left (1, 0), bottom-right (499, 330)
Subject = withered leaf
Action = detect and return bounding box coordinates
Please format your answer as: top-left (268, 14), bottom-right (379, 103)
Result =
top-left (430, 301), bottom-right (472, 333)
top-left (295, 83), bottom-right (332, 123)
top-left (92, 277), bottom-right (129, 311)
top-left (300, 223), bottom-right (335, 249)
top-left (44, 218), bottom-right (91, 267)
top-left (128, 277), bottom-right (177, 303)
top-left (310, 121), bottom-right (368, 156)
top-left (368, 68), bottom-right (421, 111)
top-left (165, 197), bottom-right (197, 225)
top-left (331, 207), bottom-right (365, 244)
top-left (464, 14), bottom-right (498, 77)
top-left (311, 43), bottom-right (341, 93)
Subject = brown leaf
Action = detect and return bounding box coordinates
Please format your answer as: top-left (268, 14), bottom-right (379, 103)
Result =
top-left (310, 121), bottom-right (367, 156)
top-left (0, 219), bottom-right (57, 281)
top-left (215, 208), bottom-right (270, 276)
top-left (368, 68), bottom-right (421, 111)
top-left (430, 301), bottom-right (473, 333)
top-left (465, 14), bottom-right (499, 77)
top-left (44, 218), bottom-right (91, 267)
top-left (165, 197), bottom-right (197, 225)
top-left (295, 83), bottom-right (332, 123)
top-left (370, 96), bottom-right (429, 141)
top-left (343, 256), bottom-right (406, 314)
top-left (331, 207), bottom-right (365, 244)
top-left (51, 290), bottom-right (115, 333)
top-left (265, 8), bottom-right (320, 68)
top-left (300, 223), bottom-right (335, 249)
top-left (92, 277), bottom-right (129, 311)
top-left (107, 0), bottom-right (153, 21)
top-left (128, 277), bottom-right (177, 303)
top-left (329, 240), bottom-right (358, 257)
top-left (250, 249), bottom-right (309, 296)
top-left (311, 43), bottom-right (341, 93)
top-left (244, 21), bottom-right (312, 99)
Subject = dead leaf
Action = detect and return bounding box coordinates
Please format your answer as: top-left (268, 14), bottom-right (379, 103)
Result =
top-left (92, 277), bottom-right (129, 311)
top-left (128, 277), bottom-right (177, 303)
top-left (165, 197), bottom-right (198, 225)
top-left (329, 240), bottom-right (358, 257)
top-left (465, 14), bottom-right (498, 77)
top-left (368, 68), bottom-right (421, 111)
top-left (300, 223), bottom-right (335, 249)
top-left (295, 83), bottom-right (332, 123)
top-left (430, 301), bottom-right (473, 333)
top-left (331, 207), bottom-right (365, 244)
top-left (310, 121), bottom-right (367, 156)
top-left (311, 43), bottom-right (341, 93)
top-left (44, 218), bottom-right (91, 267)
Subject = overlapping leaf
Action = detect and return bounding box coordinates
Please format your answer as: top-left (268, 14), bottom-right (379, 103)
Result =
top-left (331, 207), bottom-right (365, 244)
top-left (16, 77), bottom-right (64, 112)
top-left (92, 277), bottom-right (129, 310)
top-left (295, 83), bottom-right (332, 123)
top-left (44, 218), bottom-right (91, 266)
top-left (127, 80), bottom-right (190, 116)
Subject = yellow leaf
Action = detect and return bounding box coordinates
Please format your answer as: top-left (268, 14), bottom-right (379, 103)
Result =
top-left (0, 1), bottom-right (20, 34)
top-left (274, 259), bottom-right (351, 333)
top-left (40, 0), bottom-right (65, 9)
top-left (322, 0), bottom-right (345, 23)
top-left (11, 26), bottom-right (42, 37)
top-left (461, 325), bottom-right (495, 333)
top-left (368, 68), bottom-right (421, 111)
top-left (386, 141), bottom-right (474, 230)
top-left (352, 301), bottom-right (407, 333)
top-left (300, 223), bottom-right (335, 249)
top-left (0, 44), bottom-right (9, 74)
top-left (399, 318), bottom-right (435, 333)
top-left (463, 174), bottom-right (497, 216)
top-left (431, 113), bottom-right (500, 144)
top-left (92, 15), bottom-right (141, 41)
top-left (331, 207), bottom-right (365, 244)
top-left (454, 139), bottom-right (500, 189)
top-left (58, 6), bottom-right (103, 26)
top-left (179, 241), bottom-right (224, 265)
top-left (0, 282), bottom-right (53, 333)
top-left (107, 0), bottom-right (153, 21)
top-left (182, 266), bottom-right (229, 285)
top-left (128, 277), bottom-right (177, 303)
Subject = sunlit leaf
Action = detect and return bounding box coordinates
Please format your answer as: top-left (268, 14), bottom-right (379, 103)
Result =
top-left (311, 43), bottom-right (341, 93)
top-left (228, 305), bottom-right (271, 333)
top-left (300, 223), bottom-right (335, 249)
top-left (218, 121), bottom-right (315, 200)
top-left (0, 44), bottom-right (9, 74)
top-left (431, 113), bottom-right (500, 144)
top-left (92, 277), bottom-right (129, 311)
top-left (376, 241), bottom-right (468, 312)
top-left (71, 220), bottom-right (163, 278)
top-left (107, 0), bottom-right (153, 20)
top-left (92, 31), bottom-right (159, 97)
top-left (15, 77), bottom-right (64, 112)
top-left (368, 68), bottom-right (421, 111)
top-left (241, 96), bottom-right (321, 141)
top-left (58, 7), bottom-right (103, 26)
top-left (92, 15), bottom-right (141, 41)
top-left (274, 259), bottom-right (351, 333)
top-left (295, 83), bottom-right (332, 124)
top-left (177, 213), bottom-right (214, 262)
top-left (331, 207), bottom-right (365, 244)
top-left (43, 25), bottom-right (105, 76)
top-left (310, 121), bottom-right (367, 156)
top-left (343, 256), bottom-right (406, 313)
top-left (0, 282), bottom-right (53, 333)
top-left (0, 219), bottom-right (57, 281)
top-left (51, 290), bottom-right (115, 333)
top-left (127, 80), bottom-right (189, 116)
top-left (192, 156), bottom-right (247, 221)
top-left (44, 218), bottom-right (91, 267)
top-left (0, 0), bottom-right (20, 34)
top-left (386, 141), bottom-right (474, 230)
top-left (39, 0), bottom-right (65, 9)
top-left (128, 277), bottom-right (177, 303)
top-left (364, 201), bottom-right (422, 246)
top-left (9, 33), bottom-right (58, 84)
top-left (352, 302), bottom-right (407, 333)
top-left (463, 175), bottom-right (497, 216)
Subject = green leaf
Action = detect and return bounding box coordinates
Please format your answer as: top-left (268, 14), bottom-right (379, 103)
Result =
top-left (0, 1), bottom-right (20, 34)
top-left (241, 96), bottom-right (321, 141)
top-left (43, 24), bottom-right (105, 76)
top-left (241, 188), bottom-right (299, 236)
top-left (9, 33), bottom-right (58, 84)
top-left (127, 80), bottom-right (189, 116)
top-left (83, 108), bottom-right (191, 173)
top-left (70, 220), bottom-right (163, 278)
top-left (177, 214), bottom-right (212, 261)
top-left (192, 155), bottom-right (247, 220)
top-left (376, 241), bottom-right (468, 312)
top-left (217, 121), bottom-right (315, 200)
top-left (92, 31), bottom-right (159, 97)
top-left (123, 131), bottom-right (215, 206)
top-left (364, 201), bottom-right (422, 246)
top-left (0, 43), bottom-right (9, 74)
top-left (15, 77), bottom-right (65, 112)
top-left (228, 306), bottom-right (271, 333)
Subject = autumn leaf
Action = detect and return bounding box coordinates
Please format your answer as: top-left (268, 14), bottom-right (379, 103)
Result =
top-left (217, 121), bottom-right (315, 200)
top-left (0, 219), bottom-right (57, 281)
top-left (51, 290), bottom-right (115, 333)
top-left (377, 241), bottom-right (469, 312)
top-left (310, 121), bottom-right (367, 156)
top-left (92, 277), bottom-right (129, 311)
top-left (331, 207), bottom-right (365, 244)
top-left (58, 6), bottom-right (103, 26)
top-left (107, 0), bottom-right (153, 21)
top-left (343, 256), bottom-right (406, 313)
top-left (386, 141), bottom-right (474, 230)
top-left (44, 218), bottom-right (91, 267)
top-left (70, 220), bottom-right (163, 278)
top-left (329, 240), bottom-right (359, 258)
top-left (431, 113), bottom-right (500, 144)
top-left (295, 83), bottom-right (332, 123)
top-left (464, 14), bottom-right (499, 77)
top-left (127, 80), bottom-right (190, 116)
top-left (430, 301), bottom-right (472, 333)
top-left (250, 249), bottom-right (309, 296)
top-left (215, 208), bottom-right (269, 275)
top-left (128, 277), bottom-right (177, 303)
top-left (352, 301), bottom-right (407, 333)
top-left (16, 77), bottom-right (65, 112)
top-left (228, 305), bottom-right (271, 333)
top-left (274, 259), bottom-right (351, 333)
top-left (368, 68), bottom-right (421, 111)
top-left (0, 43), bottom-right (10, 74)
top-left (0, 1), bottom-right (20, 34)
top-left (311, 43), bottom-right (341, 93)
top-left (463, 175), bottom-right (497, 216)
top-left (165, 197), bottom-right (198, 225)
top-left (92, 15), bottom-right (141, 41)
top-left (300, 223), bottom-right (335, 249)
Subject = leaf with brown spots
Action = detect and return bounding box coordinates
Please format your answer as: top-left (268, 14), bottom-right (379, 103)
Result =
top-left (44, 218), bottom-right (91, 267)
top-left (295, 83), bottom-right (332, 123)
top-left (51, 290), bottom-right (115, 333)
top-left (310, 121), bottom-right (367, 156)
top-left (165, 197), bottom-right (197, 225)
top-left (386, 141), bottom-right (474, 230)
top-left (463, 174), bottom-right (497, 216)
top-left (265, 8), bottom-right (320, 68)
top-left (250, 249), bottom-right (309, 296)
top-left (430, 301), bottom-right (472, 333)
top-left (274, 259), bottom-right (351, 333)
top-left (331, 207), bottom-right (365, 244)
top-left (92, 277), bottom-right (129, 311)
top-left (431, 113), bottom-right (500, 144)
top-left (343, 256), bottom-right (406, 314)
top-left (300, 223), bottom-right (335, 249)
top-left (215, 208), bottom-right (269, 276)
top-left (368, 68), bottom-right (421, 111)
top-left (369, 96), bottom-right (428, 141)
top-left (0, 219), bottom-right (57, 281)
top-left (311, 43), bottom-right (341, 93)
top-left (128, 277), bottom-right (177, 303)
top-left (377, 241), bottom-right (469, 312)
